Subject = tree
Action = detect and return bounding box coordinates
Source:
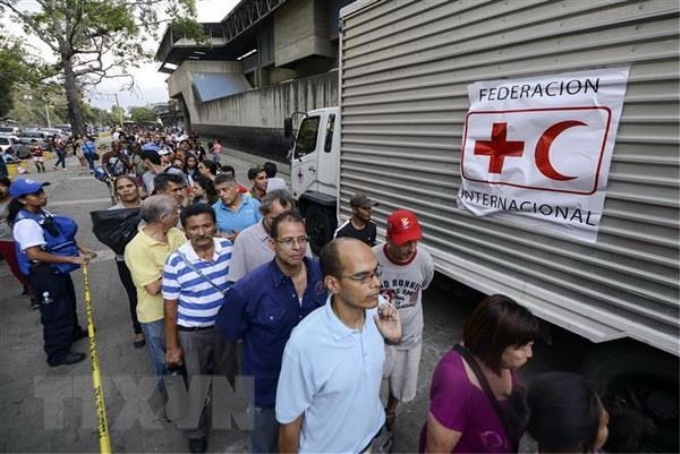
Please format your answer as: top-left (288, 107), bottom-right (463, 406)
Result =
top-left (0, 0), bottom-right (204, 135)
top-left (111, 104), bottom-right (126, 126)
top-left (0, 37), bottom-right (52, 119)
top-left (129, 106), bottom-right (157, 122)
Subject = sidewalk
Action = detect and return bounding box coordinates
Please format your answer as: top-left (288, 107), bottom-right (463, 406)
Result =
top-left (0, 155), bottom-right (251, 453)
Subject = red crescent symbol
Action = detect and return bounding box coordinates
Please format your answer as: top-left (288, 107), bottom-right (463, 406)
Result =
top-left (535, 120), bottom-right (586, 181)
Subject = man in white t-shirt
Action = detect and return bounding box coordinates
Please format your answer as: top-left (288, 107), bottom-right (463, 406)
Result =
top-left (373, 209), bottom-right (434, 433)
top-left (263, 162), bottom-right (288, 193)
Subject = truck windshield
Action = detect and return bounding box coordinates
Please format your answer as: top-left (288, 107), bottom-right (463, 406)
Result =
top-left (295, 116), bottom-right (320, 158)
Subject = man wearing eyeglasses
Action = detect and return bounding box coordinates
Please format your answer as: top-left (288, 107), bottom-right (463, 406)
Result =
top-left (374, 209), bottom-right (434, 434)
top-left (216, 212), bottom-right (327, 453)
top-left (276, 237), bottom-right (402, 454)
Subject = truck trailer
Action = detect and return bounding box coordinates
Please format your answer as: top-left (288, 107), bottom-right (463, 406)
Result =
top-left (286, 0), bottom-right (679, 450)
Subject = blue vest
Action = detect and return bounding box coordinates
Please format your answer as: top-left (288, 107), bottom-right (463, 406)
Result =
top-left (15, 210), bottom-right (80, 275)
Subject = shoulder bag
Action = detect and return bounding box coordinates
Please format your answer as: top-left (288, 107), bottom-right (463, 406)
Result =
top-left (454, 344), bottom-right (519, 452)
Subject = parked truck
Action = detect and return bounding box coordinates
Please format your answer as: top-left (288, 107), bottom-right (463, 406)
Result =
top-left (286, 0), bottom-right (679, 450)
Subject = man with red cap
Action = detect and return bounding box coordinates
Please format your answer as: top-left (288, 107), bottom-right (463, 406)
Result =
top-left (373, 209), bottom-right (434, 434)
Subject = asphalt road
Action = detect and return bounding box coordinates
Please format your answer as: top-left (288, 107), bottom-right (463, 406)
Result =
top-left (0, 149), bottom-right (588, 453)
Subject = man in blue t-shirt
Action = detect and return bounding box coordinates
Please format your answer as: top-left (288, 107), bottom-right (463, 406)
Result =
top-left (211, 173), bottom-right (262, 242)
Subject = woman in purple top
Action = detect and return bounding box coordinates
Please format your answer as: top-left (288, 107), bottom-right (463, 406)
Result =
top-left (420, 294), bottom-right (538, 453)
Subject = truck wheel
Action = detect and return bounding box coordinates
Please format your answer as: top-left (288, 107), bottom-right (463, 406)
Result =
top-left (581, 342), bottom-right (679, 453)
top-left (305, 204), bottom-right (336, 256)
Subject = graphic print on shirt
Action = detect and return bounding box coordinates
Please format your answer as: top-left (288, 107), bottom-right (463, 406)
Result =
top-left (379, 279), bottom-right (422, 309)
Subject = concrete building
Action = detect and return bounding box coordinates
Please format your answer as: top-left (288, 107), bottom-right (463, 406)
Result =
top-left (155, 0), bottom-right (354, 162)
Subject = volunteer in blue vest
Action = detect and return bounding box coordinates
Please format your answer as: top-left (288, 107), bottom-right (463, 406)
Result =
top-left (8, 178), bottom-right (96, 367)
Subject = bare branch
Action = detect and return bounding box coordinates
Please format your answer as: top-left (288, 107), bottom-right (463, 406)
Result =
top-left (0, 0), bottom-right (60, 53)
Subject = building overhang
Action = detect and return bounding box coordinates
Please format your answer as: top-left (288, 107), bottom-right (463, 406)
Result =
top-left (155, 0), bottom-right (289, 73)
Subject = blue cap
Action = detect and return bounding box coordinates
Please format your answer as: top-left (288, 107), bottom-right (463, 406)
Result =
top-left (9, 179), bottom-right (51, 198)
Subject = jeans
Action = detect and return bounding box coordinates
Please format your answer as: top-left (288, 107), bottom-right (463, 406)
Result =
top-left (55, 149), bottom-right (67, 168)
top-left (83, 152), bottom-right (95, 171)
top-left (250, 407), bottom-right (279, 454)
top-left (141, 320), bottom-right (165, 390)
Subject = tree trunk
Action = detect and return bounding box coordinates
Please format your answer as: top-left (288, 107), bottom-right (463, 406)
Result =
top-left (63, 58), bottom-right (86, 136)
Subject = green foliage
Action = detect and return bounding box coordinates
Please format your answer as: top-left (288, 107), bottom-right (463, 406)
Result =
top-left (129, 106), bottom-right (157, 123)
top-left (0, 0), bottom-right (203, 133)
top-left (0, 37), bottom-right (54, 118)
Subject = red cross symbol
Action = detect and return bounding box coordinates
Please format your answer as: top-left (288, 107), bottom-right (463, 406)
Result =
top-left (474, 122), bottom-right (525, 174)
top-left (297, 169), bottom-right (304, 182)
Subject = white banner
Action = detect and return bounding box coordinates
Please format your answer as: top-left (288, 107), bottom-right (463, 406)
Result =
top-left (458, 67), bottom-right (630, 243)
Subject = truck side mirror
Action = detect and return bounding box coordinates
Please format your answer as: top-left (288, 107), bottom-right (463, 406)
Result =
top-left (284, 118), bottom-right (293, 138)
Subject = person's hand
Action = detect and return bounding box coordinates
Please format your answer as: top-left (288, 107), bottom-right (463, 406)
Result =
top-left (78, 247), bottom-right (97, 264)
top-left (166, 345), bottom-right (183, 366)
top-left (374, 302), bottom-right (402, 345)
top-left (70, 256), bottom-right (88, 265)
top-left (227, 230), bottom-right (239, 242)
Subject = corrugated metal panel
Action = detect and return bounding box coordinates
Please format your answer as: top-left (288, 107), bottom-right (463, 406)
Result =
top-left (339, 0), bottom-right (679, 354)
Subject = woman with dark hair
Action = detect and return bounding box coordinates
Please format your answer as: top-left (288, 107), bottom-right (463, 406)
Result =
top-left (184, 154), bottom-right (200, 180)
top-left (8, 178), bottom-right (95, 366)
top-left (109, 175), bottom-right (145, 348)
top-left (512, 372), bottom-right (609, 453)
top-left (192, 174), bottom-right (218, 205)
top-left (421, 294), bottom-right (539, 453)
top-left (197, 159), bottom-right (219, 181)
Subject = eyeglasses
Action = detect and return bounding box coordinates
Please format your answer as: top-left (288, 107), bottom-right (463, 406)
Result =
top-left (275, 236), bottom-right (309, 248)
top-left (340, 265), bottom-right (383, 284)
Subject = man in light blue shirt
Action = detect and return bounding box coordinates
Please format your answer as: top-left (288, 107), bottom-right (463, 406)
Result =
top-left (276, 238), bottom-right (402, 453)
top-left (212, 173), bottom-right (262, 242)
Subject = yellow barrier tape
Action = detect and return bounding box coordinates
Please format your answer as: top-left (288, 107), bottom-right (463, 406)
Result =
top-left (83, 265), bottom-right (112, 454)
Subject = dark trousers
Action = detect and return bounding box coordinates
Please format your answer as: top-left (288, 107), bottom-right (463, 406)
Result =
top-left (55, 149), bottom-right (67, 168)
top-left (29, 266), bottom-right (82, 365)
top-left (178, 327), bottom-right (239, 440)
top-left (115, 260), bottom-right (142, 334)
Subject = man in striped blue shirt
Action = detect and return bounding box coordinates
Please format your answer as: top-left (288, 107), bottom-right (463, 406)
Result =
top-left (162, 203), bottom-right (237, 454)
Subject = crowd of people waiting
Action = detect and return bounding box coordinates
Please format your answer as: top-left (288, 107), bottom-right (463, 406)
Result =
top-left (0, 126), bottom-right (652, 454)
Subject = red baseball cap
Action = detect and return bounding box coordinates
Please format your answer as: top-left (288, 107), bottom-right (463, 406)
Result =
top-left (386, 210), bottom-right (423, 246)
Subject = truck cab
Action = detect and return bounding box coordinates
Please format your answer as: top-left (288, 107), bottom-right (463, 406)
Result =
top-left (286, 107), bottom-right (341, 254)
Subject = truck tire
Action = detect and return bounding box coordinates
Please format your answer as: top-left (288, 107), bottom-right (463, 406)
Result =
top-left (581, 342), bottom-right (679, 453)
top-left (304, 204), bottom-right (336, 256)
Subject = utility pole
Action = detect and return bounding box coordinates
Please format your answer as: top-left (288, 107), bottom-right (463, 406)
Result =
top-left (114, 93), bottom-right (123, 127)
top-left (45, 103), bottom-right (52, 128)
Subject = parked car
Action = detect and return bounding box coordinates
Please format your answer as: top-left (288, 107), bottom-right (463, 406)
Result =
top-left (0, 126), bottom-right (20, 135)
top-left (40, 128), bottom-right (68, 139)
top-left (16, 131), bottom-right (53, 150)
top-left (0, 135), bottom-right (20, 153)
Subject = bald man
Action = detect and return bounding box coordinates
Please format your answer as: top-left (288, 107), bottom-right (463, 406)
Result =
top-left (276, 238), bottom-right (402, 453)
